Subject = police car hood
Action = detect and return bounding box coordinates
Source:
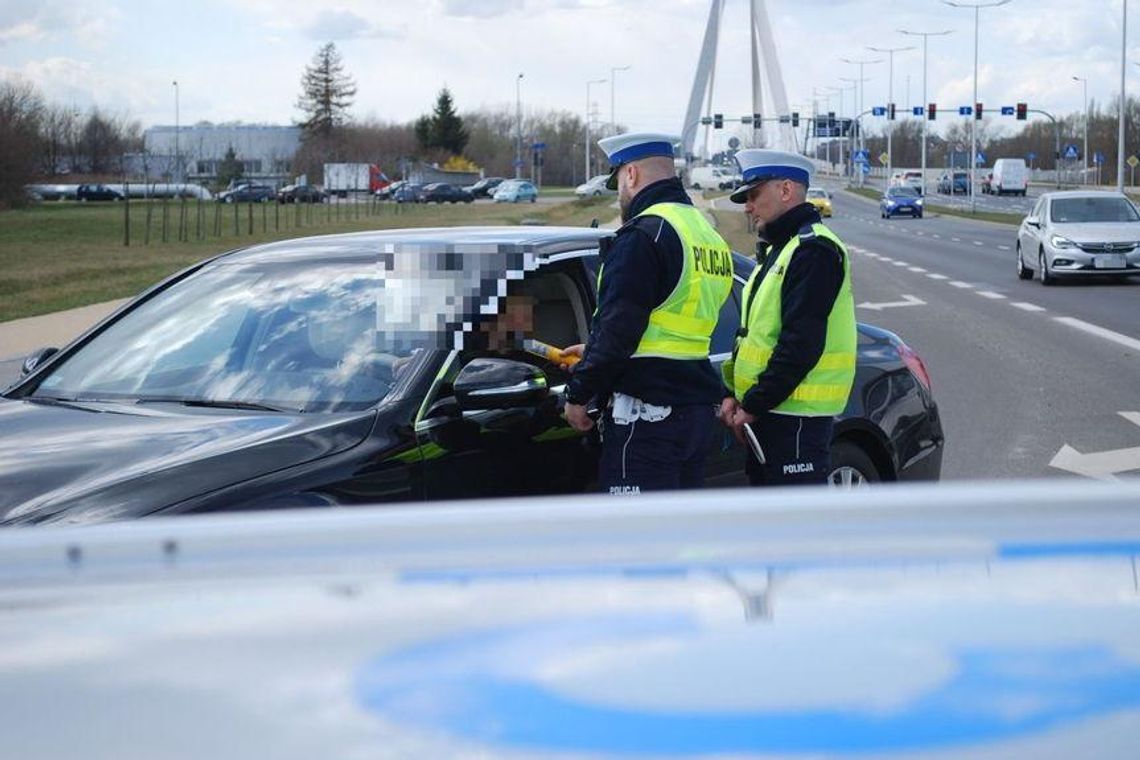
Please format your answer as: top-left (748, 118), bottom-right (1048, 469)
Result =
top-left (0, 397), bottom-right (374, 525)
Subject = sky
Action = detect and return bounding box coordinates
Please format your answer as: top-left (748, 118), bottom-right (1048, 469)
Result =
top-left (0, 0), bottom-right (1134, 153)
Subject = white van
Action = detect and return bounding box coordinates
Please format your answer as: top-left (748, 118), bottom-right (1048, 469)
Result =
top-left (688, 166), bottom-right (735, 190)
top-left (991, 158), bottom-right (1028, 196)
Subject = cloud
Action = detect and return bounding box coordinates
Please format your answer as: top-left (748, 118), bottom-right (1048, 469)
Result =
top-left (303, 9), bottom-right (401, 40)
top-left (440, 0), bottom-right (525, 19)
top-left (0, 3), bottom-right (118, 48)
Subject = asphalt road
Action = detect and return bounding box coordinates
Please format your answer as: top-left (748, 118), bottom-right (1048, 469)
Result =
top-left (753, 187), bottom-right (1140, 481)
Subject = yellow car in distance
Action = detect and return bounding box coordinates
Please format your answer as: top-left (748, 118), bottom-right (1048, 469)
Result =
top-left (807, 187), bottom-right (833, 218)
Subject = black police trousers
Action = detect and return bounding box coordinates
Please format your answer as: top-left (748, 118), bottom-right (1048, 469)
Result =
top-left (597, 404), bottom-right (718, 495)
top-left (744, 412), bottom-right (834, 486)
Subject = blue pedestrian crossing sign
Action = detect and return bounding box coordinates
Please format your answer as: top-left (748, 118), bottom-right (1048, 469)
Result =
top-left (852, 149), bottom-right (870, 164)
top-left (1027, 151), bottom-right (1037, 162)
top-left (912, 106), bottom-right (924, 116)
top-left (1063, 144), bottom-right (1079, 160)
top-left (976, 151), bottom-right (986, 166)
top-left (1094, 151), bottom-right (1106, 165)
top-left (958, 106), bottom-right (973, 116)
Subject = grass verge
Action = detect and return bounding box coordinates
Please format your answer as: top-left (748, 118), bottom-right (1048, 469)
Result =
top-left (0, 196), bottom-right (615, 323)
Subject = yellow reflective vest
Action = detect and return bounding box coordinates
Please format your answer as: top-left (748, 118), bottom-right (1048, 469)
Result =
top-left (599, 203), bottom-right (734, 360)
top-left (727, 222), bottom-right (856, 416)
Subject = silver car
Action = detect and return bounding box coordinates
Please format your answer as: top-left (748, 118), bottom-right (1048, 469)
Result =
top-left (1016, 191), bottom-right (1140, 284)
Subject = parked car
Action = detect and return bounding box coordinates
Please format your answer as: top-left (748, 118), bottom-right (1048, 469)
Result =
top-left (76, 184), bottom-right (124, 202)
top-left (493, 180), bottom-right (539, 203)
top-left (937, 171), bottom-right (970, 195)
top-left (1, 226), bottom-right (943, 524)
top-left (575, 175), bottom-right (617, 197)
top-left (392, 183), bottom-right (425, 203)
top-left (422, 183), bottom-right (474, 204)
top-left (216, 184), bottom-right (275, 203)
top-left (276, 184), bottom-right (326, 204)
top-left (880, 186), bottom-right (924, 219)
top-left (1016, 190), bottom-right (1140, 284)
top-left (805, 187), bottom-right (832, 218)
top-left (464, 177), bottom-right (506, 199)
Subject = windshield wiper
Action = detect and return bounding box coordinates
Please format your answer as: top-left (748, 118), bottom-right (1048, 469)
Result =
top-left (136, 397), bottom-right (298, 413)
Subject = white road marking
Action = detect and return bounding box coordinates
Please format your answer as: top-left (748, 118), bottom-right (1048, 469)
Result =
top-left (932, 234), bottom-right (942, 239)
top-left (973, 241), bottom-right (984, 246)
top-left (908, 266), bottom-right (927, 272)
top-left (926, 273), bottom-right (949, 280)
top-left (1054, 317), bottom-right (1140, 353)
top-left (998, 245), bottom-right (1011, 251)
top-left (857, 294), bottom-right (926, 311)
top-left (1011, 302), bottom-right (1046, 312)
top-left (977, 291), bottom-right (1006, 299)
top-left (892, 261), bottom-right (908, 267)
top-left (950, 281), bottom-right (973, 288)
top-left (951, 237), bottom-right (962, 242)
top-left (1050, 412), bottom-right (1140, 480)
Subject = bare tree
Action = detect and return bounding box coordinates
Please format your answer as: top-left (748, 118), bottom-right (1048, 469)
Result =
top-left (0, 79), bottom-right (44, 208)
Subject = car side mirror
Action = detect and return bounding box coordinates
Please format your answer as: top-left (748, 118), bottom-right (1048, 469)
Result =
top-left (454, 358), bottom-right (549, 411)
top-left (20, 347), bottom-right (58, 377)
top-left (1025, 219), bottom-right (1040, 229)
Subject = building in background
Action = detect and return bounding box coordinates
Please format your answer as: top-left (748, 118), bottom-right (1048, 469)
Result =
top-left (138, 124), bottom-right (301, 187)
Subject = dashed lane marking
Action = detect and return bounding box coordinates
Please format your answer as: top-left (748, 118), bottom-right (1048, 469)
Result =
top-left (1053, 317), bottom-right (1140, 353)
top-left (927, 274), bottom-right (949, 280)
top-left (973, 241), bottom-right (984, 246)
top-left (950, 281), bottom-right (974, 288)
top-left (1012, 302), bottom-right (1046, 312)
top-left (951, 237), bottom-right (962, 242)
top-left (998, 245), bottom-right (1011, 251)
top-left (892, 261), bottom-right (908, 267)
top-left (977, 291), bottom-right (1006, 299)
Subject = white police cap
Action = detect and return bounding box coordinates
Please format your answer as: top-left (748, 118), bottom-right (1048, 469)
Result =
top-left (597, 132), bottom-right (678, 189)
top-left (730, 149), bottom-right (815, 203)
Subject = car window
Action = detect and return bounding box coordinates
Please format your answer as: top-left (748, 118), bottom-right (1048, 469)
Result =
top-left (1049, 197), bottom-right (1140, 223)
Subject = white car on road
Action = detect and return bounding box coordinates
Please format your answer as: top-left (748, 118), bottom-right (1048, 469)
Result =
top-left (1016, 191), bottom-right (1140, 284)
top-left (574, 175), bottom-right (615, 197)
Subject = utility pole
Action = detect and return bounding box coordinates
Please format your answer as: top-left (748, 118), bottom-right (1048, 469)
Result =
top-left (172, 80), bottom-right (180, 183)
top-left (610, 65), bottom-right (630, 135)
top-left (867, 45), bottom-right (914, 188)
top-left (840, 56), bottom-right (882, 154)
top-left (900, 29), bottom-right (953, 196)
top-left (585, 78), bottom-right (606, 181)
top-left (515, 73), bottom-right (524, 179)
top-left (1073, 76), bottom-right (1089, 185)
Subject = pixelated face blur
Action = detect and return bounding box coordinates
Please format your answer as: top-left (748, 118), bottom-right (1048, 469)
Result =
top-left (744, 178), bottom-right (793, 232)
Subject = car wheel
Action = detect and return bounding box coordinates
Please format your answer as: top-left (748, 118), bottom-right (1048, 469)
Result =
top-left (916, 211), bottom-right (923, 219)
top-left (1039, 247), bottom-right (1055, 286)
top-left (828, 440), bottom-right (880, 488)
top-left (530, 196), bottom-right (536, 203)
top-left (1016, 243), bottom-right (1033, 280)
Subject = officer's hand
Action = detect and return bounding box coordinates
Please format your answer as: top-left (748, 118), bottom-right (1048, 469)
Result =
top-left (564, 401), bottom-right (595, 432)
top-left (559, 343), bottom-right (585, 371)
top-left (718, 396), bottom-right (738, 427)
top-left (730, 407), bottom-right (756, 445)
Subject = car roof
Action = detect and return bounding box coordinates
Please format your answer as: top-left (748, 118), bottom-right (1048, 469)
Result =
top-left (1041, 190), bottom-right (1131, 200)
top-left (218, 226), bottom-right (612, 265)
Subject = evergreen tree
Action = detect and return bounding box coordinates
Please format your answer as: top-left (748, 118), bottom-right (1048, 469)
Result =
top-left (296, 42), bottom-right (356, 139)
top-left (415, 88), bottom-right (469, 156)
top-left (216, 145), bottom-right (244, 189)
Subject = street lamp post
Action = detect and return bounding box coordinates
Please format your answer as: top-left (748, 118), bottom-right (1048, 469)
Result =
top-left (1073, 76), bottom-right (1088, 185)
top-left (515, 73), bottom-right (524, 179)
top-left (899, 29), bottom-right (953, 196)
top-left (585, 78), bottom-right (606, 181)
top-left (812, 88), bottom-right (834, 170)
top-left (1118, 0), bottom-right (1127, 193)
top-left (610, 65), bottom-right (630, 135)
top-left (172, 80), bottom-right (180, 183)
top-left (942, 0), bottom-right (1011, 213)
top-left (838, 79), bottom-right (862, 180)
top-left (840, 56), bottom-right (882, 155)
top-left (867, 44), bottom-right (915, 190)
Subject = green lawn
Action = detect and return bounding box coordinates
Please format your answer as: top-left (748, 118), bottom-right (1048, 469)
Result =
top-left (0, 196), bottom-right (616, 323)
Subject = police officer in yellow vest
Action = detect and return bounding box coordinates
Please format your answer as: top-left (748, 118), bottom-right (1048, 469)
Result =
top-left (563, 133), bottom-right (733, 494)
top-left (719, 149), bottom-right (857, 486)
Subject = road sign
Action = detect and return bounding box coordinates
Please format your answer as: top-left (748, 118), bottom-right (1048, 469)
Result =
top-left (513, 159), bottom-right (525, 168)
top-left (912, 106), bottom-right (923, 116)
top-left (860, 163), bottom-right (870, 175)
top-left (1000, 106), bottom-right (1015, 116)
top-left (1094, 151), bottom-right (1106, 165)
top-left (532, 142), bottom-right (546, 150)
top-left (1063, 144), bottom-right (1079, 160)
top-left (1027, 151), bottom-right (1037, 162)
top-left (1128, 155), bottom-right (1139, 168)
top-left (958, 106), bottom-right (973, 116)
top-left (853, 149), bottom-right (869, 163)
top-left (872, 106), bottom-right (886, 116)
top-left (976, 151), bottom-right (986, 166)
top-left (878, 152), bottom-right (889, 165)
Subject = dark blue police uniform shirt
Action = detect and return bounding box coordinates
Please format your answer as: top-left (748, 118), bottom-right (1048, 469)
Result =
top-left (565, 177), bottom-right (726, 407)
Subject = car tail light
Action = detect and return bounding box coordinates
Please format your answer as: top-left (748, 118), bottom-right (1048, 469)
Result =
top-left (896, 341), bottom-right (932, 392)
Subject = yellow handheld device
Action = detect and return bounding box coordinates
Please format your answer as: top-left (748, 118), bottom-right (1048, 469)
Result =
top-left (523, 339), bottom-right (581, 366)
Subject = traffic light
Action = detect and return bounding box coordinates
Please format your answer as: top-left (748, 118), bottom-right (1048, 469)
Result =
top-left (791, 111), bottom-right (800, 128)
top-left (888, 102), bottom-right (896, 121)
top-left (1016, 102), bottom-right (1027, 121)
top-left (713, 113), bottom-right (723, 129)
top-left (753, 113), bottom-right (762, 126)
top-left (975, 102), bottom-right (983, 120)
top-left (928, 103), bottom-right (937, 121)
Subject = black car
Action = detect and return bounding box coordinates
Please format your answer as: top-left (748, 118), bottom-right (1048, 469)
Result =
top-left (422, 183), bottom-right (474, 204)
top-left (277, 184), bottom-right (326, 204)
top-left (76, 183), bottom-right (124, 202)
top-left (464, 177), bottom-right (506, 199)
top-left (392, 183), bottom-right (425, 203)
top-left (217, 184), bottom-right (275, 203)
top-left (0, 227), bottom-right (943, 525)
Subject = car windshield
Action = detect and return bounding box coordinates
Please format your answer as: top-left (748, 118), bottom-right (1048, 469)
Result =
top-left (888, 187), bottom-right (918, 198)
top-left (807, 189), bottom-right (827, 199)
top-left (1050, 197), bottom-right (1140, 223)
top-left (28, 259), bottom-right (463, 413)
